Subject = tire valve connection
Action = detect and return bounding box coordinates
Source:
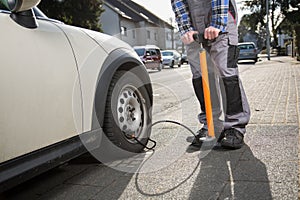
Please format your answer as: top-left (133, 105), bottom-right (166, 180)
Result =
top-left (123, 131), bottom-right (135, 139)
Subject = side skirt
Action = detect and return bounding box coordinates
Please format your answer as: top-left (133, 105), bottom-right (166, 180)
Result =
top-left (0, 129), bottom-right (101, 193)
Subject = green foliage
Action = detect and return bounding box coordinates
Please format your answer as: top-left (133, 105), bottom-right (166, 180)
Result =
top-left (238, 0), bottom-right (266, 44)
top-left (38, 0), bottom-right (104, 32)
top-left (0, 0), bottom-right (8, 9)
top-left (239, 0), bottom-right (300, 52)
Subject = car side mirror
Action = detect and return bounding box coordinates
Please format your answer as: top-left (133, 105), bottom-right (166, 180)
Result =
top-left (1, 0), bottom-right (41, 28)
top-left (1, 0), bottom-right (40, 12)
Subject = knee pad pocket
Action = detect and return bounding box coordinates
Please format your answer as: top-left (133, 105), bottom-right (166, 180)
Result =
top-left (227, 45), bottom-right (239, 68)
top-left (223, 76), bottom-right (243, 115)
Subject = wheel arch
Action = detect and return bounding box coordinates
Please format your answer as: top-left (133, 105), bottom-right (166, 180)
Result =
top-left (92, 48), bottom-right (153, 131)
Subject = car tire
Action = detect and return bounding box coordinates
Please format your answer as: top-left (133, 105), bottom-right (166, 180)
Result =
top-left (103, 70), bottom-right (152, 153)
top-left (170, 61), bottom-right (174, 68)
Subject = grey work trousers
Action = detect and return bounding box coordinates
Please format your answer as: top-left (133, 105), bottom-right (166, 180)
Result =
top-left (187, 35), bottom-right (251, 134)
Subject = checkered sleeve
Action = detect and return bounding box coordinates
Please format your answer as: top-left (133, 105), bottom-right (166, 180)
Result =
top-left (171, 0), bottom-right (194, 36)
top-left (211, 0), bottom-right (229, 32)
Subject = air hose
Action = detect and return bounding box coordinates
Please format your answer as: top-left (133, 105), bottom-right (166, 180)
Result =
top-left (133, 33), bottom-right (229, 151)
top-left (132, 120), bottom-right (199, 151)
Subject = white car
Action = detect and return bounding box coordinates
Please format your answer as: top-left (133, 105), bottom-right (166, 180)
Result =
top-left (0, 0), bottom-right (152, 191)
top-left (161, 50), bottom-right (181, 68)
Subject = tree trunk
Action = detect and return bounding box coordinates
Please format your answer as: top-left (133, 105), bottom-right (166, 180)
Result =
top-left (294, 25), bottom-right (300, 60)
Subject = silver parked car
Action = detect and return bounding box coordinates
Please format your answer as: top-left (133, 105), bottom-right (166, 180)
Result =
top-left (0, 0), bottom-right (152, 192)
top-left (238, 42), bottom-right (259, 63)
top-left (161, 50), bottom-right (181, 68)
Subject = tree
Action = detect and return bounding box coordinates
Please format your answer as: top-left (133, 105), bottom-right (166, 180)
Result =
top-left (238, 14), bottom-right (265, 49)
top-left (38, 0), bottom-right (104, 32)
top-left (241, 0), bottom-right (282, 46)
top-left (279, 0), bottom-right (300, 58)
top-left (240, 0), bottom-right (300, 56)
top-left (238, 14), bottom-right (256, 42)
top-left (238, 0), bottom-right (267, 47)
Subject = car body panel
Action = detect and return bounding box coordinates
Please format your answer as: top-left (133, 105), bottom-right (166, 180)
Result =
top-left (54, 24), bottom-right (108, 134)
top-left (0, 13), bottom-right (80, 162)
top-left (58, 25), bottom-right (141, 133)
top-left (0, 11), bottom-right (143, 162)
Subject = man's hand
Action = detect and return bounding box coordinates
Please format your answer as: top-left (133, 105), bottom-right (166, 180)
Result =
top-left (204, 26), bottom-right (221, 40)
top-left (181, 31), bottom-right (198, 45)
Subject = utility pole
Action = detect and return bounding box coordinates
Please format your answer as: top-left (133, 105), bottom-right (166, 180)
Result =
top-left (266, 0), bottom-right (271, 60)
top-left (169, 17), bottom-right (174, 50)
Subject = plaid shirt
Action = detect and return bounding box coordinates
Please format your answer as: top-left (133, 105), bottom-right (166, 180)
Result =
top-left (171, 0), bottom-right (229, 35)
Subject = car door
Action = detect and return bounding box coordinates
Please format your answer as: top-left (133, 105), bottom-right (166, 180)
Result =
top-left (0, 12), bottom-right (81, 162)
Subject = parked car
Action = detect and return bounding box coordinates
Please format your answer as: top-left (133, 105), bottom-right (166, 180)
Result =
top-left (134, 45), bottom-right (162, 71)
top-left (181, 53), bottom-right (188, 64)
top-left (161, 50), bottom-right (182, 68)
top-left (0, 0), bottom-right (153, 192)
top-left (238, 42), bottom-right (259, 63)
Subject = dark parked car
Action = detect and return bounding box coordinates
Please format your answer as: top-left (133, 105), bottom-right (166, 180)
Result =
top-left (181, 53), bottom-right (188, 64)
top-left (238, 42), bottom-right (259, 63)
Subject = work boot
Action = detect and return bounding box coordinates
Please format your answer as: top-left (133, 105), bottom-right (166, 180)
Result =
top-left (219, 129), bottom-right (244, 149)
top-left (190, 128), bottom-right (208, 146)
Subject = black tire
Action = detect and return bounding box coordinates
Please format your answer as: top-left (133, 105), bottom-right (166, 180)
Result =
top-left (103, 70), bottom-right (152, 153)
top-left (170, 61), bottom-right (174, 68)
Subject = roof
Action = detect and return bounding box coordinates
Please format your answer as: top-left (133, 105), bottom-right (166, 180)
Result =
top-left (104, 0), bottom-right (145, 22)
top-left (133, 45), bottom-right (161, 49)
top-left (104, 0), bottom-right (173, 28)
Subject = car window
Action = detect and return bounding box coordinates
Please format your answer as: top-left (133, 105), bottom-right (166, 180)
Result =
top-left (155, 49), bottom-right (161, 55)
top-left (247, 44), bottom-right (254, 49)
top-left (239, 44), bottom-right (255, 50)
top-left (134, 48), bottom-right (145, 56)
top-left (238, 45), bottom-right (247, 50)
top-left (162, 52), bottom-right (173, 56)
top-left (150, 49), bottom-right (157, 56)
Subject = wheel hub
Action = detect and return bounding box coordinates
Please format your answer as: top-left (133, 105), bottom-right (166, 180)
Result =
top-left (117, 86), bottom-right (143, 139)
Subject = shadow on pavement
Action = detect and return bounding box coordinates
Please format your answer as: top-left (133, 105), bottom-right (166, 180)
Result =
top-left (1, 153), bottom-right (136, 200)
top-left (189, 144), bottom-right (272, 200)
top-left (1, 144), bottom-right (273, 199)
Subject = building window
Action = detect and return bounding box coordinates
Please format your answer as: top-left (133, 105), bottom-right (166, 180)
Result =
top-left (154, 33), bottom-right (157, 41)
top-left (121, 26), bottom-right (127, 36)
top-left (147, 30), bottom-right (151, 39)
top-left (132, 30), bottom-right (136, 39)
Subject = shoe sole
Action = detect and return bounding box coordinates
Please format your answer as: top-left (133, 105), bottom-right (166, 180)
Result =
top-left (220, 141), bottom-right (244, 149)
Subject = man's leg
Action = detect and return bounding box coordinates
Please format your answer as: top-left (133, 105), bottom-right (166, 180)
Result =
top-left (210, 34), bottom-right (251, 148)
top-left (186, 42), bottom-right (223, 144)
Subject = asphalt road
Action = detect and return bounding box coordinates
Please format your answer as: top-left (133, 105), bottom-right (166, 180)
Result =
top-left (1, 57), bottom-right (299, 200)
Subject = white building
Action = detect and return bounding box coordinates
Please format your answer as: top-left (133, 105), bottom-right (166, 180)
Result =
top-left (100, 0), bottom-right (180, 50)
